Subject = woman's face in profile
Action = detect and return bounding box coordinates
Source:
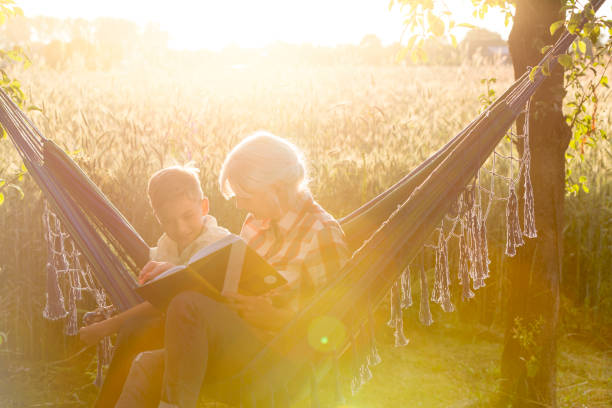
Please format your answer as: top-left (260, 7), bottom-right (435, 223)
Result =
top-left (234, 189), bottom-right (283, 220)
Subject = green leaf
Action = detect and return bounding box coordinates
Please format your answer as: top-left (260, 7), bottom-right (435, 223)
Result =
top-left (550, 20), bottom-right (565, 36)
top-left (405, 34), bottom-right (418, 50)
top-left (583, 22), bottom-right (595, 36)
top-left (600, 76), bottom-right (609, 88)
top-left (457, 23), bottom-right (477, 29)
top-left (529, 66), bottom-right (539, 82)
top-left (427, 12), bottom-right (445, 37)
top-left (0, 193), bottom-right (4, 206)
top-left (450, 34), bottom-right (457, 48)
top-left (557, 54), bottom-right (573, 69)
top-left (578, 40), bottom-right (586, 54)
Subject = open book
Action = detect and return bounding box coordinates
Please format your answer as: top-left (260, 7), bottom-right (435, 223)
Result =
top-left (136, 234), bottom-right (287, 309)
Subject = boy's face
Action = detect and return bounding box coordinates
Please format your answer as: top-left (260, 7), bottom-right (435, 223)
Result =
top-left (155, 195), bottom-right (209, 250)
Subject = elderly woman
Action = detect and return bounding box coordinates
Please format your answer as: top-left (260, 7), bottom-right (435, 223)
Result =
top-left (116, 132), bottom-right (349, 408)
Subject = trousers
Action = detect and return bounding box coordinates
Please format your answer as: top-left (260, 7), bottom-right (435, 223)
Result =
top-left (94, 315), bottom-right (165, 408)
top-left (115, 291), bottom-right (265, 408)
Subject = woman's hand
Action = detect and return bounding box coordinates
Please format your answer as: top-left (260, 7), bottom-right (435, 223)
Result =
top-left (79, 318), bottom-right (117, 346)
top-left (224, 293), bottom-right (294, 331)
top-left (139, 261), bottom-right (175, 284)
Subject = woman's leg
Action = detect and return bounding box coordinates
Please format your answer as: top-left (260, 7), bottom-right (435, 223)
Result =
top-left (94, 315), bottom-right (165, 408)
top-left (162, 291), bottom-right (265, 408)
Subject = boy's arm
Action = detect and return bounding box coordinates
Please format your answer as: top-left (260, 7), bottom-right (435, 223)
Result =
top-left (79, 301), bottom-right (159, 346)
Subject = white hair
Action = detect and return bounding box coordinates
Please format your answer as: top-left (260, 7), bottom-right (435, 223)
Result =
top-left (219, 131), bottom-right (309, 199)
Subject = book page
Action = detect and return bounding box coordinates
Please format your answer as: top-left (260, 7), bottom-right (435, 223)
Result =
top-left (147, 264), bottom-right (186, 283)
top-left (187, 234), bottom-right (240, 264)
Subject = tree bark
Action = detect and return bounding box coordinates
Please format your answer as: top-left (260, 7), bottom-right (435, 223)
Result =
top-left (501, 1), bottom-right (570, 407)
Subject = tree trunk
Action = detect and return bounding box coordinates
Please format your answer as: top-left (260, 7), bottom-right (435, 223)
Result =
top-left (501, 1), bottom-right (570, 407)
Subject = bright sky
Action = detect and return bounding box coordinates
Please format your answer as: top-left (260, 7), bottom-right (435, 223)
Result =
top-left (21, 0), bottom-right (513, 50)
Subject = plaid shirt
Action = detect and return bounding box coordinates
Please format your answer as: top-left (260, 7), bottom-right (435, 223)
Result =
top-left (240, 194), bottom-right (349, 309)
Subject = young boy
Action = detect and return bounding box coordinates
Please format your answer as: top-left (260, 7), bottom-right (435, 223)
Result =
top-left (79, 165), bottom-right (230, 408)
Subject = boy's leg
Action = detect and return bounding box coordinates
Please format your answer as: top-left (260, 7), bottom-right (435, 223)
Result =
top-left (162, 291), bottom-right (265, 408)
top-left (94, 315), bottom-right (165, 408)
top-left (114, 349), bottom-right (165, 408)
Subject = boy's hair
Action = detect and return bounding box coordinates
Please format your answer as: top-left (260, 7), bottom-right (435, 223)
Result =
top-left (147, 165), bottom-right (204, 212)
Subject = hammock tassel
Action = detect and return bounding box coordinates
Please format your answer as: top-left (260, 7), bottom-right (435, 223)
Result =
top-left (471, 213), bottom-right (489, 290)
top-left (523, 163), bottom-right (537, 238)
top-left (418, 255), bottom-right (433, 326)
top-left (393, 312), bottom-right (409, 347)
top-left (93, 291), bottom-right (114, 387)
top-left (479, 218), bottom-right (490, 280)
top-left (360, 358), bottom-right (374, 384)
top-left (64, 287), bottom-right (79, 336)
top-left (389, 281), bottom-right (409, 346)
top-left (71, 245), bottom-right (84, 302)
top-left (350, 333), bottom-right (362, 396)
top-left (520, 100), bottom-right (537, 239)
top-left (43, 263), bottom-right (68, 320)
top-left (458, 234), bottom-right (474, 301)
top-left (387, 280), bottom-right (399, 328)
top-left (94, 335), bottom-right (113, 387)
top-left (358, 325), bottom-right (374, 386)
top-left (401, 267), bottom-right (412, 309)
top-left (505, 185), bottom-right (524, 257)
top-left (350, 372), bottom-right (360, 396)
top-left (367, 312), bottom-right (382, 366)
top-left (95, 342), bottom-right (104, 387)
top-left (368, 341), bottom-right (382, 366)
top-left (432, 234), bottom-right (454, 312)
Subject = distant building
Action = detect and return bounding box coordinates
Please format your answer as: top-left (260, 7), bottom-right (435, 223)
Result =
top-left (487, 45), bottom-right (510, 57)
top-left (460, 28), bottom-right (510, 63)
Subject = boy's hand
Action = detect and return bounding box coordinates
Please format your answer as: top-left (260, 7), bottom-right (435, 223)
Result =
top-left (139, 261), bottom-right (175, 284)
top-left (79, 319), bottom-right (115, 346)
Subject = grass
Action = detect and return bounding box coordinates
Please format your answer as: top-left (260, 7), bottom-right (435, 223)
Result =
top-left (1, 316), bottom-right (610, 407)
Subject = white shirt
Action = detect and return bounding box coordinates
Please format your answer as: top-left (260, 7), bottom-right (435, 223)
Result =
top-left (149, 215), bottom-right (231, 265)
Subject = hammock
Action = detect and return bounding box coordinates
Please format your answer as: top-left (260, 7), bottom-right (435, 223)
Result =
top-left (0, 3), bottom-right (601, 404)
